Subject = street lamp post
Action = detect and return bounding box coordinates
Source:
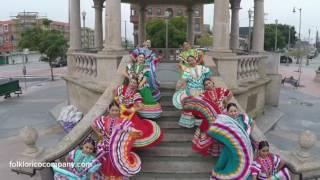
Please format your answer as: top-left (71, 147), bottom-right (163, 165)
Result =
top-left (82, 10), bottom-right (86, 49)
top-left (248, 9), bottom-right (253, 51)
top-left (164, 10), bottom-right (170, 61)
top-left (293, 7), bottom-right (302, 87)
top-left (22, 48), bottom-right (29, 89)
top-left (275, 19), bottom-right (278, 51)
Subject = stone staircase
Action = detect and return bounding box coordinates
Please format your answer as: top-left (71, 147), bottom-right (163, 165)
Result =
top-left (133, 86), bottom-right (215, 180)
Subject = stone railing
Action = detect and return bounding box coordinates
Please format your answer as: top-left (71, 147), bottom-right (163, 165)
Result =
top-left (213, 54), bottom-right (267, 89)
top-left (67, 52), bottom-right (98, 78)
top-left (237, 55), bottom-right (264, 83)
top-left (11, 55), bottom-right (131, 178)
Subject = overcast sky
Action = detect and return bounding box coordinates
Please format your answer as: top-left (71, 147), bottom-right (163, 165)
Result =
top-left (0, 0), bottom-right (318, 42)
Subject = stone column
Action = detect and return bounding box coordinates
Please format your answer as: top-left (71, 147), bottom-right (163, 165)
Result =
top-left (187, 7), bottom-right (194, 45)
top-left (213, 0), bottom-right (231, 52)
top-left (230, 0), bottom-right (241, 51)
top-left (138, 5), bottom-right (146, 46)
top-left (103, 0), bottom-right (122, 51)
top-left (252, 0), bottom-right (265, 52)
top-left (69, 0), bottom-right (81, 50)
top-left (93, 0), bottom-right (104, 50)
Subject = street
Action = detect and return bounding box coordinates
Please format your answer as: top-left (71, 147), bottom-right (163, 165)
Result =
top-left (266, 55), bottom-right (320, 156)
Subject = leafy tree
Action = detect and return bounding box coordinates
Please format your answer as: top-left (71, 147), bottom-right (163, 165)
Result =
top-left (42, 18), bottom-right (53, 29)
top-left (195, 33), bottom-right (213, 47)
top-left (18, 27), bottom-right (43, 51)
top-left (264, 24), bottom-right (297, 51)
top-left (39, 30), bottom-right (67, 80)
top-left (146, 16), bottom-right (187, 48)
top-left (18, 27), bottom-right (67, 80)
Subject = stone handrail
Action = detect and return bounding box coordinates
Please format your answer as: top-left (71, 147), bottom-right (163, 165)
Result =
top-left (213, 54), bottom-right (267, 89)
top-left (67, 52), bottom-right (98, 78)
top-left (15, 55), bottom-right (130, 174)
top-left (237, 55), bottom-right (265, 83)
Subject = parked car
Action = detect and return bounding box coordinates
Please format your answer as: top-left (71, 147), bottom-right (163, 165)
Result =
top-left (280, 55), bottom-right (292, 64)
top-left (51, 56), bottom-right (67, 67)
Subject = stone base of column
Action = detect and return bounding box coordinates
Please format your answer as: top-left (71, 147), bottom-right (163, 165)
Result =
top-left (100, 48), bottom-right (127, 56)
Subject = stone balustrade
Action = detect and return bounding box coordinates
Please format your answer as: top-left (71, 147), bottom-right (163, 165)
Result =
top-left (68, 52), bottom-right (98, 78)
top-left (237, 55), bottom-right (264, 84)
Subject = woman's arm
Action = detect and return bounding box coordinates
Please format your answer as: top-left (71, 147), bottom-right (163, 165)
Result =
top-left (278, 159), bottom-right (286, 172)
top-left (139, 77), bottom-right (147, 89)
top-left (176, 79), bottom-right (187, 90)
top-left (123, 67), bottom-right (130, 79)
top-left (91, 124), bottom-right (103, 138)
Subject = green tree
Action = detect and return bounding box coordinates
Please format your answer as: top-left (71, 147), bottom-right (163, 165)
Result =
top-left (39, 30), bottom-right (67, 80)
top-left (18, 27), bottom-right (43, 51)
top-left (195, 33), bottom-right (213, 47)
top-left (146, 16), bottom-right (187, 48)
top-left (18, 28), bottom-right (67, 80)
top-left (264, 24), bottom-right (297, 51)
top-left (42, 18), bottom-right (52, 29)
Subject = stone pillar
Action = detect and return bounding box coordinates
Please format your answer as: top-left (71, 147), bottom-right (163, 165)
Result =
top-left (93, 0), bottom-right (104, 50)
top-left (230, 0), bottom-right (241, 51)
top-left (212, 0), bottom-right (231, 52)
top-left (138, 5), bottom-right (146, 46)
top-left (252, 0), bottom-right (265, 52)
top-left (187, 7), bottom-right (194, 45)
top-left (69, 0), bottom-right (81, 50)
top-left (103, 0), bottom-right (122, 51)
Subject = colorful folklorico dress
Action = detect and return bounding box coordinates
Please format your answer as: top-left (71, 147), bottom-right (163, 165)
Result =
top-left (251, 154), bottom-right (291, 180)
top-left (182, 97), bottom-right (253, 179)
top-left (179, 48), bottom-right (204, 65)
top-left (130, 48), bottom-right (161, 100)
top-left (173, 65), bottom-right (211, 128)
top-left (126, 62), bottom-right (162, 119)
top-left (52, 148), bottom-right (101, 180)
top-left (115, 85), bottom-right (163, 148)
top-left (92, 115), bottom-right (142, 179)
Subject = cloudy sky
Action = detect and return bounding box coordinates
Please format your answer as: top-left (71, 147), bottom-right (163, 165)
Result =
top-left (0, 0), bottom-right (318, 42)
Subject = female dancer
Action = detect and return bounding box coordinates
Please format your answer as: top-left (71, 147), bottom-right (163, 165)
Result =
top-left (251, 141), bottom-right (291, 180)
top-left (124, 53), bottom-right (162, 119)
top-left (114, 77), bottom-right (163, 148)
top-left (173, 55), bottom-right (211, 128)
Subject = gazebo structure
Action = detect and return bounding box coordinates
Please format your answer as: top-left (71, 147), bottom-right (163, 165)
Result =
top-left (12, 0), bottom-right (302, 179)
top-left (66, 0), bottom-right (272, 114)
top-left (69, 0), bottom-right (265, 53)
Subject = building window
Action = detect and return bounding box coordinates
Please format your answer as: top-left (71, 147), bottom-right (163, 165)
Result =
top-left (147, 8), bottom-right (152, 16)
top-left (4, 24), bottom-right (8, 32)
top-left (156, 8), bottom-right (161, 16)
top-left (131, 9), bottom-right (136, 16)
top-left (177, 9), bottom-right (183, 16)
top-left (195, 23), bottom-right (200, 32)
top-left (194, 10), bottom-right (200, 17)
top-left (5, 35), bottom-right (9, 42)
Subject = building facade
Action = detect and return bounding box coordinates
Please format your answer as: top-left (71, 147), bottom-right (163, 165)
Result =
top-left (130, 4), bottom-right (204, 46)
top-left (0, 12), bottom-right (69, 55)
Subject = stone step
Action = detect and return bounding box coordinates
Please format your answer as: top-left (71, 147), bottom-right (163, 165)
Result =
top-left (157, 119), bottom-right (180, 129)
top-left (162, 130), bottom-right (194, 143)
top-left (159, 81), bottom-right (176, 89)
top-left (160, 95), bottom-right (173, 103)
top-left (139, 156), bottom-right (214, 174)
top-left (158, 116), bottom-right (179, 122)
top-left (161, 110), bottom-right (181, 118)
top-left (162, 105), bottom-right (176, 111)
top-left (255, 106), bottom-right (285, 133)
top-left (132, 172), bottom-right (210, 180)
top-left (137, 142), bottom-right (197, 157)
top-left (160, 100), bottom-right (174, 107)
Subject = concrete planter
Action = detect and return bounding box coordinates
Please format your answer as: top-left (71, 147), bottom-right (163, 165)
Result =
top-left (315, 70), bottom-right (320, 83)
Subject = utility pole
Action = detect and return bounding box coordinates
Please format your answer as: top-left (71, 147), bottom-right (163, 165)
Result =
top-left (288, 26), bottom-right (291, 49)
top-left (124, 20), bottom-right (127, 48)
top-left (275, 19), bottom-right (278, 51)
top-left (248, 9), bottom-right (253, 51)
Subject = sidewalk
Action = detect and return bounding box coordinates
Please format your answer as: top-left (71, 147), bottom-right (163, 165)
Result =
top-left (279, 64), bottom-right (320, 97)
